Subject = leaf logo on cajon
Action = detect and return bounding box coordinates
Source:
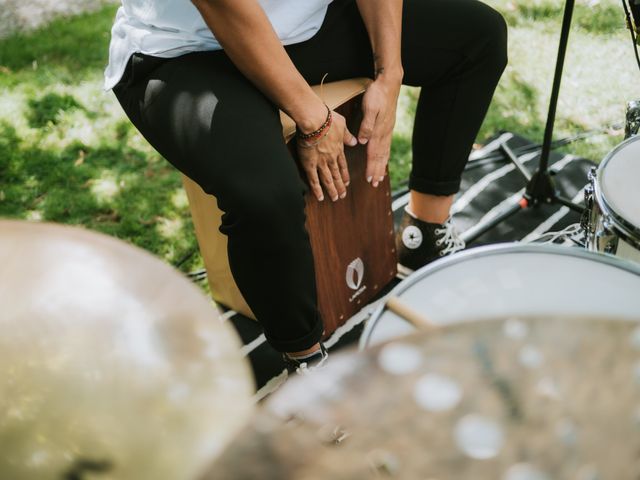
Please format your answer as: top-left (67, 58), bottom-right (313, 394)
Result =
top-left (346, 257), bottom-right (365, 291)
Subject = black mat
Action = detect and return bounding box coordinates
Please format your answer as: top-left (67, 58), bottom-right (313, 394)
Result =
top-left (221, 131), bottom-right (595, 394)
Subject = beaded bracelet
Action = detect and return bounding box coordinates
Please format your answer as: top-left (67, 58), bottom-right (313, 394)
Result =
top-left (297, 128), bottom-right (331, 149)
top-left (296, 104), bottom-right (332, 142)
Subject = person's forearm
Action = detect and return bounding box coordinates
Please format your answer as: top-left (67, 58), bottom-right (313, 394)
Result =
top-left (191, 0), bottom-right (326, 132)
top-left (355, 0), bottom-right (404, 82)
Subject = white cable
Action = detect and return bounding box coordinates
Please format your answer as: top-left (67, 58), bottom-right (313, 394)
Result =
top-left (521, 222), bottom-right (584, 245)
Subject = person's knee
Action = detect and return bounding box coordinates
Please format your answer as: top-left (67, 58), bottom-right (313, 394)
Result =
top-left (216, 177), bottom-right (308, 238)
top-left (253, 183), bottom-right (307, 226)
top-left (478, 4), bottom-right (509, 71)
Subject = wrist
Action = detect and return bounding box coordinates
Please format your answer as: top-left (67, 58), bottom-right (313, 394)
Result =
top-left (297, 105), bottom-right (332, 142)
top-left (290, 95), bottom-right (329, 134)
top-left (375, 70), bottom-right (403, 104)
top-left (375, 65), bottom-right (404, 86)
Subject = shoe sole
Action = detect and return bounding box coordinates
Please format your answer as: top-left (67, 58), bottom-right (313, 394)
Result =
top-left (396, 263), bottom-right (415, 280)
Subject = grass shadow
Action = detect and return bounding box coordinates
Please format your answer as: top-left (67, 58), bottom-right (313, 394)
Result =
top-left (27, 92), bottom-right (85, 128)
top-left (0, 121), bottom-right (201, 271)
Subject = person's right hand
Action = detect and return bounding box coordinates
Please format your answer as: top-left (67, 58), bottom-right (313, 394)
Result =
top-left (296, 108), bottom-right (358, 202)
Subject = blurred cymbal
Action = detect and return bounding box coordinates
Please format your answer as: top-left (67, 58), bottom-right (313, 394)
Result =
top-left (204, 315), bottom-right (640, 479)
top-left (0, 220), bottom-right (254, 480)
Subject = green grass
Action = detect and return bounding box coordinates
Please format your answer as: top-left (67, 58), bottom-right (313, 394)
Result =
top-left (501, 0), bottom-right (624, 34)
top-left (0, 4), bottom-right (116, 88)
top-left (1, 0), bottom-right (638, 275)
top-left (482, 0), bottom-right (638, 160)
top-left (0, 4), bottom-right (203, 274)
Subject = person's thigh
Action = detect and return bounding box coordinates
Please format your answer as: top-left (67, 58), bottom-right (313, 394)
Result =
top-left (286, 0), bottom-right (507, 88)
top-left (113, 51), bottom-right (308, 225)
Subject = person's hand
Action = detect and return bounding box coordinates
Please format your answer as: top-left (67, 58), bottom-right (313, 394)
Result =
top-left (296, 108), bottom-right (358, 202)
top-left (358, 76), bottom-right (402, 187)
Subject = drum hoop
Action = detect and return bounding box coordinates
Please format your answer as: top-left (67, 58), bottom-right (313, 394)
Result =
top-left (600, 211), bottom-right (640, 249)
top-left (594, 136), bottom-right (640, 243)
top-left (359, 243), bottom-right (640, 349)
top-left (593, 189), bottom-right (640, 249)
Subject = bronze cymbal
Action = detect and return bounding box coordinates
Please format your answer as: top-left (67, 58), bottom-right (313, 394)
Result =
top-left (0, 220), bottom-right (254, 480)
top-left (205, 315), bottom-right (640, 479)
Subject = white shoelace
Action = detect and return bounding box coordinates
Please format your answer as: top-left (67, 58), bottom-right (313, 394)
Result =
top-left (295, 351), bottom-right (329, 376)
top-left (435, 218), bottom-right (466, 256)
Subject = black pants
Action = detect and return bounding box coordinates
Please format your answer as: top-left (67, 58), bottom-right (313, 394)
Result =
top-left (113, 0), bottom-right (508, 352)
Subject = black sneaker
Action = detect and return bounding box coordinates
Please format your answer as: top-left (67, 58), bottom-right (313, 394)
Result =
top-left (395, 206), bottom-right (465, 278)
top-left (282, 343), bottom-right (329, 376)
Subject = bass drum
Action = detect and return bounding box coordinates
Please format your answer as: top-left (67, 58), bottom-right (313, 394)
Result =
top-left (584, 135), bottom-right (640, 263)
top-left (360, 244), bottom-right (640, 348)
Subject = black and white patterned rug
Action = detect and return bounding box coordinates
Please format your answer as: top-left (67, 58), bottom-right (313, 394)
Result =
top-left (218, 131), bottom-right (595, 399)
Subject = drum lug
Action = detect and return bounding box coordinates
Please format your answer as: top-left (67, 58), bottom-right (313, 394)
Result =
top-left (596, 218), bottom-right (618, 254)
top-left (581, 174), bottom-right (597, 246)
top-left (625, 99), bottom-right (640, 139)
top-left (583, 184), bottom-right (593, 210)
top-left (581, 184), bottom-right (594, 235)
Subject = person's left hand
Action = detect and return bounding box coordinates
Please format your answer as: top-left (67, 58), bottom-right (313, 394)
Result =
top-left (357, 75), bottom-right (402, 187)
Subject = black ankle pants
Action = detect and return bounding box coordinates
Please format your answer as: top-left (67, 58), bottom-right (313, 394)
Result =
top-left (112, 0), bottom-right (508, 352)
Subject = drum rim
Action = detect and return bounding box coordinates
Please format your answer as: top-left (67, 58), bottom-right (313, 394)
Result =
top-left (594, 136), bottom-right (640, 245)
top-left (359, 243), bottom-right (640, 349)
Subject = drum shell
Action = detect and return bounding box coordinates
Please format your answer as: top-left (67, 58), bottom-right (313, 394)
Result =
top-left (586, 136), bottom-right (640, 262)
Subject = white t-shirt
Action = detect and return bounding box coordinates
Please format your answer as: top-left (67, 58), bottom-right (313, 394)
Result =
top-left (104, 0), bottom-right (333, 90)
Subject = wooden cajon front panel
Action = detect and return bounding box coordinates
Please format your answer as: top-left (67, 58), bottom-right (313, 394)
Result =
top-left (183, 78), bottom-right (397, 337)
top-left (292, 97), bottom-right (397, 337)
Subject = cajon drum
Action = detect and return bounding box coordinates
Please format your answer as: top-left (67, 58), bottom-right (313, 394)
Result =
top-left (182, 78), bottom-right (397, 338)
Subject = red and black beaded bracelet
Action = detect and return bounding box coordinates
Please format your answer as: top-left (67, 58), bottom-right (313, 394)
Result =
top-left (296, 104), bottom-right (332, 142)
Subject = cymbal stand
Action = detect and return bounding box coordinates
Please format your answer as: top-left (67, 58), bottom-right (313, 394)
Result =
top-left (461, 0), bottom-right (584, 244)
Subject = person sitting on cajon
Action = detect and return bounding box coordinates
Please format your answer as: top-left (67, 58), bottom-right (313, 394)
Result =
top-left (104, 0), bottom-right (508, 371)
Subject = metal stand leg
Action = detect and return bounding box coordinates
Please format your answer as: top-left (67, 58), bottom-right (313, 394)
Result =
top-left (499, 141), bottom-right (532, 182)
top-left (459, 0), bottom-right (584, 243)
top-left (461, 200), bottom-right (527, 245)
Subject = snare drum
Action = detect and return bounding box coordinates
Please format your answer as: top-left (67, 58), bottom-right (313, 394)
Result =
top-left (584, 135), bottom-right (640, 263)
top-left (360, 244), bottom-right (640, 348)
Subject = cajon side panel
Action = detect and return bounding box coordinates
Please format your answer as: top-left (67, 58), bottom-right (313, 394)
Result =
top-left (181, 176), bottom-right (256, 320)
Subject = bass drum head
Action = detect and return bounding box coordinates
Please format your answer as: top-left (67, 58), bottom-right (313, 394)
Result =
top-left (598, 135), bottom-right (640, 236)
top-left (360, 244), bottom-right (640, 348)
